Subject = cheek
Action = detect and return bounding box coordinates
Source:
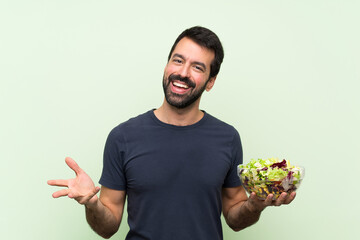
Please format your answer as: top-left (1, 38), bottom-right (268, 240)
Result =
top-left (193, 74), bottom-right (208, 86)
top-left (163, 69), bottom-right (171, 81)
top-left (164, 65), bottom-right (177, 76)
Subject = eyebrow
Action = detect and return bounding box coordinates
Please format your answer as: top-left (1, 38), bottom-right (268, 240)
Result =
top-left (172, 53), bottom-right (207, 71)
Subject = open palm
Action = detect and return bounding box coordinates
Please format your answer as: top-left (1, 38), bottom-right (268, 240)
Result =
top-left (48, 157), bottom-right (100, 205)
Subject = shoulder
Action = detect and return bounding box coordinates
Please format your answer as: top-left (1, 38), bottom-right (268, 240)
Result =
top-left (203, 113), bottom-right (242, 149)
top-left (205, 112), bottom-right (239, 135)
top-left (113, 110), bottom-right (152, 130)
top-left (107, 110), bottom-right (153, 140)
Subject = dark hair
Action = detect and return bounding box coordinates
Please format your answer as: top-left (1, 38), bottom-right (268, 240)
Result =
top-left (167, 26), bottom-right (224, 78)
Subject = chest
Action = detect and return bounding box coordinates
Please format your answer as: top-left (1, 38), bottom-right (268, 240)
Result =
top-left (123, 130), bottom-right (233, 194)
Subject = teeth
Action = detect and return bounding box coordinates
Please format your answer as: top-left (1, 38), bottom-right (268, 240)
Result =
top-left (173, 82), bottom-right (189, 89)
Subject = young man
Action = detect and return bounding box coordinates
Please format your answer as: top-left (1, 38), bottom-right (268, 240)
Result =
top-left (48, 26), bottom-right (295, 240)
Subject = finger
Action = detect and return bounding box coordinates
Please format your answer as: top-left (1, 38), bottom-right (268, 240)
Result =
top-left (68, 192), bottom-right (77, 199)
top-left (273, 192), bottom-right (288, 206)
top-left (69, 187), bottom-right (101, 205)
top-left (248, 192), bottom-right (259, 203)
top-left (47, 179), bottom-right (69, 187)
top-left (65, 157), bottom-right (82, 175)
top-left (249, 192), bottom-right (256, 200)
top-left (284, 191), bottom-right (296, 204)
top-left (52, 188), bottom-right (70, 198)
top-left (264, 194), bottom-right (274, 206)
top-left (84, 187), bottom-right (101, 198)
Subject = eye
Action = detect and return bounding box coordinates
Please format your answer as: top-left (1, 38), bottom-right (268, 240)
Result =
top-left (194, 65), bottom-right (205, 72)
top-left (173, 58), bottom-right (183, 64)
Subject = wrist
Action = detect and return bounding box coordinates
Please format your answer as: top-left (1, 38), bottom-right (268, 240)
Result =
top-left (85, 194), bottom-right (99, 209)
top-left (244, 199), bottom-right (264, 214)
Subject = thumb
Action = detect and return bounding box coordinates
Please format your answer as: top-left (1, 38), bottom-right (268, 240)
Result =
top-left (65, 157), bottom-right (82, 175)
top-left (94, 186), bottom-right (101, 194)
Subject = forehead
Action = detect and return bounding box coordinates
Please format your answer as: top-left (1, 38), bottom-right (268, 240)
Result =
top-left (171, 37), bottom-right (215, 67)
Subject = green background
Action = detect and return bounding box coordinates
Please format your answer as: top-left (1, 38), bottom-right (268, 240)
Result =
top-left (1, 0), bottom-right (359, 239)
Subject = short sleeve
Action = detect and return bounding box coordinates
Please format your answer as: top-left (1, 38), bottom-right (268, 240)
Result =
top-left (99, 127), bottom-right (127, 190)
top-left (223, 129), bottom-right (243, 188)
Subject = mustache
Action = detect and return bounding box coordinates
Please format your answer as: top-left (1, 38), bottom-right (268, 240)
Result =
top-left (168, 74), bottom-right (196, 88)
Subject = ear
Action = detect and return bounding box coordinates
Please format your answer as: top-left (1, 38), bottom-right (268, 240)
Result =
top-left (205, 76), bottom-right (217, 92)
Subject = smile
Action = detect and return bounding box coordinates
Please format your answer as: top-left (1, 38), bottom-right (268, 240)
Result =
top-left (172, 81), bottom-right (190, 89)
top-left (170, 80), bottom-right (193, 94)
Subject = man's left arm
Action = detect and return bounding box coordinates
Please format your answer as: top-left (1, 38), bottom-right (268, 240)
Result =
top-left (222, 185), bottom-right (296, 231)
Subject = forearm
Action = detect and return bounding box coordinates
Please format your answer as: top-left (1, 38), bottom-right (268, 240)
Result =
top-left (225, 200), bottom-right (262, 232)
top-left (85, 197), bottom-right (120, 239)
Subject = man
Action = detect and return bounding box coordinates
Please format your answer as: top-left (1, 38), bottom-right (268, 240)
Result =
top-left (48, 26), bottom-right (295, 239)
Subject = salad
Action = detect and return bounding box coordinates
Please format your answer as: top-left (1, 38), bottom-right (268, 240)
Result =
top-left (238, 158), bottom-right (304, 200)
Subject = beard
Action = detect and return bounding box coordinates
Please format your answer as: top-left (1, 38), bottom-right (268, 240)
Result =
top-left (162, 73), bottom-right (208, 109)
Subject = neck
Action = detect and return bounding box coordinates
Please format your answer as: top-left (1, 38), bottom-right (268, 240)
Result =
top-left (154, 99), bottom-right (204, 126)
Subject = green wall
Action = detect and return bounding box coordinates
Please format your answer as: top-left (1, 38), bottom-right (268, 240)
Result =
top-left (1, 0), bottom-right (359, 239)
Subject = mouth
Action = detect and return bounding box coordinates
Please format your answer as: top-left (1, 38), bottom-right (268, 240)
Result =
top-left (167, 74), bottom-right (195, 94)
top-left (170, 80), bottom-right (193, 94)
top-left (172, 81), bottom-right (190, 89)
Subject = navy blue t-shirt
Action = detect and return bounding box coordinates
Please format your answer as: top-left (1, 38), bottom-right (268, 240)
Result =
top-left (99, 110), bottom-right (242, 240)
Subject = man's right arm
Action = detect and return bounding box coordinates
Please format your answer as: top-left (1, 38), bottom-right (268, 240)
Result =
top-left (85, 187), bottom-right (126, 239)
top-left (48, 157), bottom-right (126, 239)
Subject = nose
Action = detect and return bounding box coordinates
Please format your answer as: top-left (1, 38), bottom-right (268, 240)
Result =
top-left (178, 65), bottom-right (190, 78)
